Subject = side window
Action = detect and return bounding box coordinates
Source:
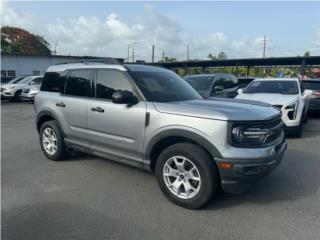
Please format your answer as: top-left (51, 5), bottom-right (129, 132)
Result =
top-left (65, 69), bottom-right (91, 97)
top-left (96, 70), bottom-right (133, 100)
top-left (41, 72), bottom-right (67, 92)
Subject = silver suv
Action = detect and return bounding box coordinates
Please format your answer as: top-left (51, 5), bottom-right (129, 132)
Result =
top-left (35, 60), bottom-right (287, 209)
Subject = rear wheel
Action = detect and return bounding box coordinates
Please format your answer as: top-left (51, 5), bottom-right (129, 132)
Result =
top-left (39, 120), bottom-right (67, 161)
top-left (155, 143), bottom-right (218, 209)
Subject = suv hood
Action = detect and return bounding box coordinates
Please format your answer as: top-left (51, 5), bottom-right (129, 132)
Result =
top-left (236, 93), bottom-right (299, 106)
top-left (153, 98), bottom-right (280, 121)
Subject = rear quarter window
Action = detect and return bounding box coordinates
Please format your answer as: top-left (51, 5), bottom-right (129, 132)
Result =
top-left (40, 71), bottom-right (67, 92)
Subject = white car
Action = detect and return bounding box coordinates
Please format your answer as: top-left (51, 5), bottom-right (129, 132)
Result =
top-left (1, 75), bottom-right (43, 101)
top-left (236, 78), bottom-right (313, 137)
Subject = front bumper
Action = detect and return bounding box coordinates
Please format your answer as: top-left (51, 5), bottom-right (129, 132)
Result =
top-left (1, 90), bottom-right (14, 98)
top-left (20, 92), bottom-right (37, 100)
top-left (215, 139), bottom-right (287, 194)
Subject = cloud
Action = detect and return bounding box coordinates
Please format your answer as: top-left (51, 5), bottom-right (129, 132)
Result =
top-left (2, 1), bottom-right (305, 60)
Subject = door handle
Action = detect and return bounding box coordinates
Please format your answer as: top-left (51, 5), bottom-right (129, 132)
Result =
top-left (56, 102), bottom-right (66, 107)
top-left (91, 107), bottom-right (104, 113)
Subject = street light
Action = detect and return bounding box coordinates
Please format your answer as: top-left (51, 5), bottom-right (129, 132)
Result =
top-left (127, 42), bottom-right (140, 62)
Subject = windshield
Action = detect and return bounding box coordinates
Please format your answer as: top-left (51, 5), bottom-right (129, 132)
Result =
top-left (244, 80), bottom-right (299, 95)
top-left (130, 70), bottom-right (202, 102)
top-left (29, 77), bottom-right (42, 85)
top-left (18, 76), bottom-right (34, 84)
top-left (8, 76), bottom-right (25, 84)
top-left (184, 76), bottom-right (213, 91)
top-left (303, 81), bottom-right (320, 91)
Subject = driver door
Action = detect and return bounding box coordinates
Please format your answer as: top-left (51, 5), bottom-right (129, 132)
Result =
top-left (87, 69), bottom-right (147, 166)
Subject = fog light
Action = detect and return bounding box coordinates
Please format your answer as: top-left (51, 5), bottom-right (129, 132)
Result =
top-left (219, 162), bottom-right (233, 170)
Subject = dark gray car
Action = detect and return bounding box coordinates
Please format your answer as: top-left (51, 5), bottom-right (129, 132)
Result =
top-left (184, 73), bottom-right (238, 98)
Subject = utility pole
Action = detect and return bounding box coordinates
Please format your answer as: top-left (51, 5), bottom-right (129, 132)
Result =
top-left (132, 48), bottom-right (135, 62)
top-left (127, 45), bottom-right (130, 62)
top-left (262, 34), bottom-right (267, 58)
top-left (162, 51), bottom-right (165, 62)
top-left (152, 45), bottom-right (155, 63)
top-left (187, 43), bottom-right (189, 61)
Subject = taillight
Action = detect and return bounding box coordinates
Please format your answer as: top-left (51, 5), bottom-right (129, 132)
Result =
top-left (313, 91), bottom-right (320, 96)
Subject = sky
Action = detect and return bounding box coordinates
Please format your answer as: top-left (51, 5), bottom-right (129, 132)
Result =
top-left (1, 1), bottom-right (320, 61)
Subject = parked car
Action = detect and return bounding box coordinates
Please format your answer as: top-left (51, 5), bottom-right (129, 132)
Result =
top-left (184, 73), bottom-right (238, 98)
top-left (1, 75), bottom-right (43, 101)
top-left (236, 78), bottom-right (313, 137)
top-left (238, 77), bottom-right (255, 89)
top-left (35, 61), bottom-right (286, 209)
top-left (20, 77), bottom-right (43, 102)
top-left (302, 79), bottom-right (320, 112)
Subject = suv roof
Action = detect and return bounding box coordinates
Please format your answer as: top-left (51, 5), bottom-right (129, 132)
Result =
top-left (185, 73), bottom-right (233, 78)
top-left (46, 61), bottom-right (167, 73)
top-left (254, 78), bottom-right (299, 82)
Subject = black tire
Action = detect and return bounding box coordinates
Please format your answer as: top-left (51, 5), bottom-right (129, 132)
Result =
top-left (293, 120), bottom-right (303, 138)
top-left (39, 120), bottom-right (67, 161)
top-left (10, 90), bottom-right (22, 102)
top-left (155, 143), bottom-right (218, 209)
top-left (303, 111), bottom-right (308, 124)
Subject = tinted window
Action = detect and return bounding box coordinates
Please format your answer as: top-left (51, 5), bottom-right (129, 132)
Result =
top-left (185, 76), bottom-right (213, 91)
top-left (214, 75), bottom-right (237, 89)
top-left (244, 81), bottom-right (299, 95)
top-left (65, 70), bottom-right (91, 97)
top-left (130, 70), bottom-right (202, 102)
top-left (41, 72), bottom-right (66, 92)
top-left (303, 81), bottom-right (320, 90)
top-left (96, 70), bottom-right (132, 99)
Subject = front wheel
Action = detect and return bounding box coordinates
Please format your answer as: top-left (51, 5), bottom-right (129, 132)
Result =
top-left (155, 143), bottom-right (218, 209)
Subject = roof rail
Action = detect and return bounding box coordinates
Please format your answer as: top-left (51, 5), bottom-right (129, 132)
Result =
top-left (54, 58), bottom-right (123, 65)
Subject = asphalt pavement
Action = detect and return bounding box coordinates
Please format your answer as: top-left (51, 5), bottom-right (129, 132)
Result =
top-left (1, 101), bottom-right (320, 240)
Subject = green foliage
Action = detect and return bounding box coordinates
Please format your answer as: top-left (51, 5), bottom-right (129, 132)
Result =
top-left (208, 51), bottom-right (228, 60)
top-left (1, 26), bottom-right (51, 55)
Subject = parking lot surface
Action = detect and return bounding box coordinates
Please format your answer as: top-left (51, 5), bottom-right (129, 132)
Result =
top-left (2, 102), bottom-right (320, 240)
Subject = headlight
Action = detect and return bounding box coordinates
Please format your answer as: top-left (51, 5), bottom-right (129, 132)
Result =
top-left (232, 126), bottom-right (270, 145)
top-left (285, 102), bottom-right (298, 120)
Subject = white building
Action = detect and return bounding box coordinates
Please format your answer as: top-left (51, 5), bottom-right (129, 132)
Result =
top-left (1, 54), bottom-right (119, 78)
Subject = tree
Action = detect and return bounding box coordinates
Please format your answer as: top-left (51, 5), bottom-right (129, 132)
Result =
top-left (304, 51), bottom-right (310, 57)
top-left (207, 51), bottom-right (228, 60)
top-left (217, 51), bottom-right (228, 60)
top-left (1, 26), bottom-right (51, 55)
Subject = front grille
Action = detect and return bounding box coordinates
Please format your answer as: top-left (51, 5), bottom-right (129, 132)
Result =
top-left (229, 116), bottom-right (284, 148)
top-left (273, 105), bottom-right (283, 109)
top-left (22, 89), bottom-right (30, 93)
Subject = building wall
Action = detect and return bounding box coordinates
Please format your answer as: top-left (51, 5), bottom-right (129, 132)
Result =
top-left (1, 55), bottom-right (101, 77)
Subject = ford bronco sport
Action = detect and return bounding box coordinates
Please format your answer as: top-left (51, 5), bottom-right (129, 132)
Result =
top-left (35, 59), bottom-right (287, 209)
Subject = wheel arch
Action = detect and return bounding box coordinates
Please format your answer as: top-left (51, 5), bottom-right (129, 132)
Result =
top-left (146, 129), bottom-right (222, 172)
top-left (36, 110), bottom-right (60, 133)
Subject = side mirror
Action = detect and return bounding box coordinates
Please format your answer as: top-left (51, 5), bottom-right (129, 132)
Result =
top-left (303, 89), bottom-right (313, 97)
top-left (112, 90), bottom-right (138, 105)
top-left (214, 85), bottom-right (224, 92)
top-left (237, 88), bottom-right (243, 94)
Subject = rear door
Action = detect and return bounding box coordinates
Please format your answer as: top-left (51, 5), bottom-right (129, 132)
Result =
top-left (58, 69), bottom-right (92, 144)
top-left (87, 69), bottom-right (147, 165)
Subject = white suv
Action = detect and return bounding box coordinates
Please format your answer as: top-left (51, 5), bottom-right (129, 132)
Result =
top-left (236, 78), bottom-right (312, 137)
